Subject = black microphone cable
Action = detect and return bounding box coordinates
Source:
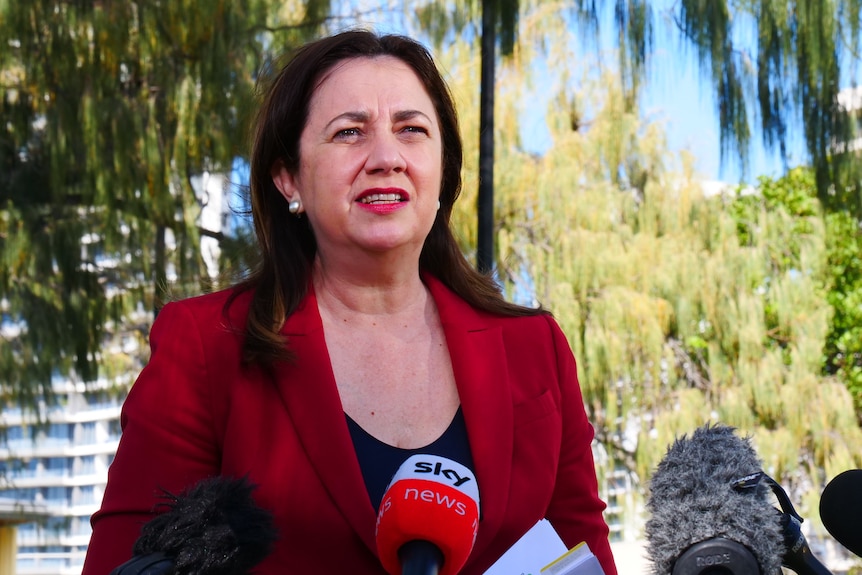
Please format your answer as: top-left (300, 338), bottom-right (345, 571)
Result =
top-left (732, 471), bottom-right (833, 575)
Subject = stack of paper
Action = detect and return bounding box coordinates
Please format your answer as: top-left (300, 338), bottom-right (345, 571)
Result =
top-left (540, 542), bottom-right (605, 575)
top-left (482, 520), bottom-right (605, 575)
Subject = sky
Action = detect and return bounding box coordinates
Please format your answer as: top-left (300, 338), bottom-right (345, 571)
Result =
top-left (621, 33), bottom-right (807, 186)
top-left (512, 2), bottom-right (813, 187)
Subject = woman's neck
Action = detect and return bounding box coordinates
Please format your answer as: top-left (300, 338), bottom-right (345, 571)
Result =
top-left (312, 258), bottom-right (429, 319)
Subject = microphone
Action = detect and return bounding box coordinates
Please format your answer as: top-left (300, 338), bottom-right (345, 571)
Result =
top-left (375, 454), bottom-right (480, 575)
top-left (645, 423), bottom-right (832, 575)
top-left (109, 475), bottom-right (278, 575)
top-left (820, 468), bottom-right (862, 557)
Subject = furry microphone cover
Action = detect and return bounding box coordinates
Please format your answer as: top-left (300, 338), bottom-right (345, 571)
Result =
top-left (132, 476), bottom-right (278, 575)
top-left (644, 424), bottom-right (785, 575)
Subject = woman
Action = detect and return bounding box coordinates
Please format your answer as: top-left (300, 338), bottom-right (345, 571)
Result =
top-left (82, 30), bottom-right (617, 575)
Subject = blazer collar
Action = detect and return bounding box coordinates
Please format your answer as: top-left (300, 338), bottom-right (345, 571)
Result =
top-left (272, 275), bottom-right (514, 561)
top-left (424, 275), bottom-right (514, 560)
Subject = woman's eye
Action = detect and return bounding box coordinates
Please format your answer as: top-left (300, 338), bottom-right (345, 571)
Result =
top-left (334, 128), bottom-right (360, 139)
top-left (403, 126), bottom-right (428, 134)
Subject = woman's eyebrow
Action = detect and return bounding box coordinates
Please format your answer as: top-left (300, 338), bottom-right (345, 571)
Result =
top-left (324, 109), bottom-right (433, 131)
top-left (324, 111), bottom-right (370, 130)
top-left (393, 109), bottom-right (433, 123)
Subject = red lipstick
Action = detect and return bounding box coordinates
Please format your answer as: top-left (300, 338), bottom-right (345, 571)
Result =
top-left (356, 188), bottom-right (409, 214)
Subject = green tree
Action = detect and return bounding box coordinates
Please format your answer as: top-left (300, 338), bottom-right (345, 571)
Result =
top-left (419, 0), bottom-right (653, 270)
top-left (528, 79), bottom-right (860, 538)
top-left (0, 0), bottom-right (331, 410)
top-left (440, 10), bottom-right (862, 535)
top-left (732, 168), bottom-right (862, 418)
top-left (418, 0), bottom-right (862, 272)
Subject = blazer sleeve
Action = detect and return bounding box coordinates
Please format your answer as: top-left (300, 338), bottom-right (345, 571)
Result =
top-left (82, 301), bottom-right (223, 575)
top-left (543, 316), bottom-right (619, 575)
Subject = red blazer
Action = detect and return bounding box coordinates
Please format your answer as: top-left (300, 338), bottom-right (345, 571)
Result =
top-left (82, 275), bottom-right (617, 575)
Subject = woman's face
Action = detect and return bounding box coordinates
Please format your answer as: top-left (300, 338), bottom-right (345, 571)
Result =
top-left (272, 56), bottom-right (443, 263)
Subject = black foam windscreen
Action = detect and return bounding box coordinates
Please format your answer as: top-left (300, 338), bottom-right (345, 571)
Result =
top-left (819, 468), bottom-right (862, 558)
top-left (112, 475), bottom-right (277, 575)
top-left (645, 424), bottom-right (785, 575)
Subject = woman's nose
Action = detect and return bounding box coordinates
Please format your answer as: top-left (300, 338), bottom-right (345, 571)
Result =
top-left (364, 132), bottom-right (407, 174)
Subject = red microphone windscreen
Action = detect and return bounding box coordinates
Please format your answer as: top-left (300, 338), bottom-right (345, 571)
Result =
top-left (375, 455), bottom-right (480, 575)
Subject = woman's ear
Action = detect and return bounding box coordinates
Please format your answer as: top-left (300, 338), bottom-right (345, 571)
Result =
top-left (271, 160), bottom-right (302, 206)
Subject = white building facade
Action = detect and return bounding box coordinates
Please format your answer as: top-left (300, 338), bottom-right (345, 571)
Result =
top-left (0, 380), bottom-right (123, 574)
top-left (0, 170), bottom-right (233, 574)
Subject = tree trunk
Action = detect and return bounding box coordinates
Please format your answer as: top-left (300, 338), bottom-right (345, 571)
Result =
top-left (478, 0), bottom-right (496, 274)
top-left (154, 224), bottom-right (167, 317)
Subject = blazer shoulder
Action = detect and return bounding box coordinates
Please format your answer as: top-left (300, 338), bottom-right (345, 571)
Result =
top-left (425, 273), bottom-right (554, 332)
top-left (157, 287), bottom-right (253, 337)
top-left (164, 286), bottom-right (250, 311)
top-left (491, 308), bottom-right (560, 336)
top-left (482, 313), bottom-right (574, 381)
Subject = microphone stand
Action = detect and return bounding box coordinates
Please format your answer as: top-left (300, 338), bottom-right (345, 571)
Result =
top-left (779, 514), bottom-right (833, 575)
top-left (735, 473), bottom-right (834, 575)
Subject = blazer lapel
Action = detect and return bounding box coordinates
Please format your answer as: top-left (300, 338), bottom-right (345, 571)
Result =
top-left (271, 289), bottom-right (379, 554)
top-left (425, 276), bottom-right (514, 559)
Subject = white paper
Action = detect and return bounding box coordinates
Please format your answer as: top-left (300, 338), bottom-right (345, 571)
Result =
top-left (483, 519), bottom-right (569, 575)
top-left (541, 542), bottom-right (605, 575)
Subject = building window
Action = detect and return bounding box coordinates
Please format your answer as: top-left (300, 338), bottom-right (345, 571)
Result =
top-left (44, 486), bottom-right (69, 503)
top-left (75, 485), bottom-right (96, 506)
top-left (0, 488), bottom-right (38, 501)
top-left (45, 457), bottom-right (70, 477)
top-left (2, 425), bottom-right (33, 448)
top-left (85, 391), bottom-right (110, 408)
top-left (44, 516), bottom-right (71, 533)
top-left (1, 457), bottom-right (38, 479)
top-left (43, 423), bottom-right (72, 446)
top-left (107, 419), bottom-right (122, 440)
top-left (77, 455), bottom-right (96, 476)
top-left (78, 421), bottom-right (97, 444)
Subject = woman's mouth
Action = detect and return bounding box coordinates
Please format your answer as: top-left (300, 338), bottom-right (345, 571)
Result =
top-left (356, 189), bottom-right (410, 214)
top-left (358, 192), bottom-right (405, 204)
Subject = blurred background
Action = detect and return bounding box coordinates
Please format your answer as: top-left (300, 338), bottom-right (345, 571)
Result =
top-left (2, 1), bottom-right (862, 573)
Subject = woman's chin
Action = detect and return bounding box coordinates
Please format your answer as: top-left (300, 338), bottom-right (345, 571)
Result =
top-left (348, 228), bottom-right (428, 255)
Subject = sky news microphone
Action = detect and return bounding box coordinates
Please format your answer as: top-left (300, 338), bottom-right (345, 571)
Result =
top-left (819, 468), bottom-right (862, 558)
top-left (375, 454), bottom-right (480, 575)
top-left (109, 475), bottom-right (277, 575)
top-left (646, 424), bottom-right (800, 575)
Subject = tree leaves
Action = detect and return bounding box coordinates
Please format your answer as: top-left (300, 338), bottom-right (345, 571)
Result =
top-left (455, 7), bottom-right (862, 523)
top-left (0, 0), bottom-right (326, 412)
top-left (679, 0), bottom-right (862, 211)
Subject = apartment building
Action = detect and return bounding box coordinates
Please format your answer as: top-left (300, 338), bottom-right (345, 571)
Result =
top-left (0, 170), bottom-right (230, 574)
top-left (0, 379), bottom-right (125, 574)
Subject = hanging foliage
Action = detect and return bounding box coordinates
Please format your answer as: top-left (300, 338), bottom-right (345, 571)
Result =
top-left (0, 0), bottom-right (332, 412)
top-left (439, 3), bottom-right (862, 537)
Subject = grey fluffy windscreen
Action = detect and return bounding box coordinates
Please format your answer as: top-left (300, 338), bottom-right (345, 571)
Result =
top-left (644, 424), bottom-right (785, 575)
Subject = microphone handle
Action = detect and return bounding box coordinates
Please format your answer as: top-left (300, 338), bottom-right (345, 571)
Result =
top-left (781, 514), bottom-right (834, 575)
top-left (783, 549), bottom-right (833, 575)
top-left (399, 540), bottom-right (444, 575)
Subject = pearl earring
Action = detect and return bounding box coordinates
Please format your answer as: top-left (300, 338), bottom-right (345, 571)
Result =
top-left (288, 200), bottom-right (301, 214)
top-left (437, 200), bottom-right (441, 210)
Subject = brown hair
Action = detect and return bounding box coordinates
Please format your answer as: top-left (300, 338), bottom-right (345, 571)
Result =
top-left (231, 29), bottom-right (542, 366)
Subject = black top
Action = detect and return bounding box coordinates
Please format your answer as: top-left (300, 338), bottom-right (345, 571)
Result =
top-left (346, 407), bottom-right (476, 511)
